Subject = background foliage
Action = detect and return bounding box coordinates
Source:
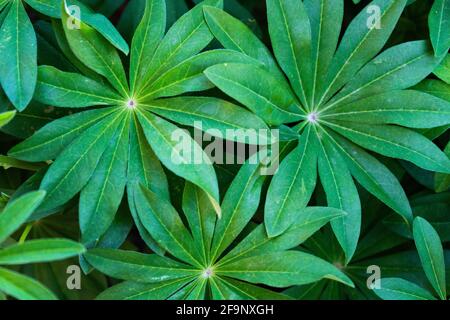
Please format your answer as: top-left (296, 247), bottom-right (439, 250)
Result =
top-left (0, 0), bottom-right (449, 300)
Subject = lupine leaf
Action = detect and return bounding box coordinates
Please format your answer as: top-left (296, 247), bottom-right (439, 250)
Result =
top-left (429, 0), bottom-right (450, 56)
top-left (0, 239), bottom-right (85, 264)
top-left (0, 0), bottom-right (37, 110)
top-left (413, 217), bottom-right (447, 300)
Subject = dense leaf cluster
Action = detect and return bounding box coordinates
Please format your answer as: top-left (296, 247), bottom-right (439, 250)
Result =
top-left (0, 0), bottom-right (449, 300)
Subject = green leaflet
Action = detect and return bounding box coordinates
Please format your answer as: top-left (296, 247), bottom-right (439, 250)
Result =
top-left (137, 110), bottom-right (220, 215)
top-left (0, 267), bottom-right (57, 300)
top-left (209, 277), bottom-right (291, 300)
top-left (142, 97), bottom-right (270, 144)
top-left (217, 251), bottom-right (354, 288)
top-left (182, 182), bottom-right (216, 265)
top-left (266, 0), bottom-right (312, 108)
top-left (39, 111), bottom-right (125, 211)
top-left (210, 154), bottom-right (265, 262)
top-left (429, 0), bottom-right (450, 56)
top-left (35, 66), bottom-right (122, 107)
top-left (8, 107), bottom-right (116, 162)
top-left (25, 0), bottom-right (129, 54)
top-left (79, 115), bottom-right (130, 244)
top-left (0, 0), bottom-right (37, 110)
top-left (435, 142), bottom-right (450, 192)
top-left (265, 126), bottom-right (318, 237)
top-left (133, 185), bottom-right (203, 268)
top-left (85, 249), bottom-right (199, 283)
top-left (0, 191), bottom-right (46, 243)
top-left (413, 217), bottom-right (447, 300)
top-left (0, 110), bottom-right (15, 128)
top-left (61, 2), bottom-right (129, 97)
top-left (143, 50), bottom-right (263, 100)
top-left (325, 41), bottom-right (444, 109)
top-left (323, 90), bottom-right (450, 129)
top-left (325, 120), bottom-right (450, 174)
top-left (0, 239), bottom-right (85, 264)
top-left (434, 54), bottom-right (450, 84)
top-left (96, 277), bottom-right (195, 300)
top-left (374, 278), bottom-right (436, 300)
top-left (202, 6), bottom-right (283, 80)
top-left (304, 0), bottom-right (343, 107)
top-left (204, 63), bottom-right (304, 125)
top-left (137, 0), bottom-right (223, 94)
top-left (414, 79), bottom-right (450, 102)
top-left (317, 0), bottom-right (407, 106)
top-left (325, 131), bottom-right (412, 225)
top-left (129, 0), bottom-right (166, 93)
top-left (316, 128), bottom-right (361, 264)
top-left (220, 207), bottom-right (346, 266)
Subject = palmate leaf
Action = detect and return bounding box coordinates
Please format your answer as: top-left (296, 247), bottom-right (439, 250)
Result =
top-left (203, 0), bottom-right (450, 263)
top-left (9, 0), bottom-right (274, 245)
top-left (86, 155), bottom-right (353, 300)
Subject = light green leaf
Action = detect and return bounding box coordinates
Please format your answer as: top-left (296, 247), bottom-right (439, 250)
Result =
top-left (429, 0), bottom-right (450, 56)
top-left (304, 0), bottom-right (344, 106)
top-left (0, 111), bottom-right (15, 128)
top-left (39, 111), bottom-right (125, 211)
top-left (413, 217), bottom-right (447, 300)
top-left (374, 278), bottom-right (436, 300)
top-left (435, 142), bottom-right (450, 192)
top-left (0, 0), bottom-right (37, 110)
top-left (326, 120), bottom-right (450, 174)
top-left (265, 126), bottom-right (317, 237)
top-left (142, 96), bottom-right (270, 144)
top-left (202, 6), bottom-right (282, 79)
top-left (434, 54), bottom-right (450, 84)
top-left (266, 0), bottom-right (312, 107)
top-left (326, 131), bottom-right (412, 224)
top-left (0, 267), bottom-right (57, 300)
top-left (96, 277), bottom-right (195, 300)
top-left (204, 63), bottom-right (303, 126)
top-left (0, 239), bottom-right (85, 265)
top-left (220, 207), bottom-right (346, 265)
top-left (85, 249), bottom-right (198, 283)
top-left (326, 41), bottom-right (444, 109)
top-left (61, 2), bottom-right (129, 96)
top-left (318, 0), bottom-right (407, 105)
top-left (217, 251), bottom-right (354, 288)
top-left (182, 183), bottom-right (216, 265)
top-left (0, 191), bottom-right (45, 244)
top-left (129, 0), bottom-right (166, 93)
top-left (35, 66), bottom-right (122, 107)
top-left (323, 90), bottom-right (450, 129)
top-left (143, 50), bottom-right (263, 100)
top-left (210, 154), bottom-right (265, 262)
top-left (133, 185), bottom-right (203, 267)
top-left (8, 107), bottom-right (116, 162)
top-left (317, 129), bottom-right (361, 263)
top-left (137, 0), bottom-right (222, 94)
top-left (79, 115), bottom-right (129, 244)
top-left (137, 110), bottom-right (220, 214)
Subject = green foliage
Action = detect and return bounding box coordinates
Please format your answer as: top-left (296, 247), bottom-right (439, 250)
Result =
top-left (0, 0), bottom-right (448, 301)
top-left (203, 0), bottom-right (450, 264)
